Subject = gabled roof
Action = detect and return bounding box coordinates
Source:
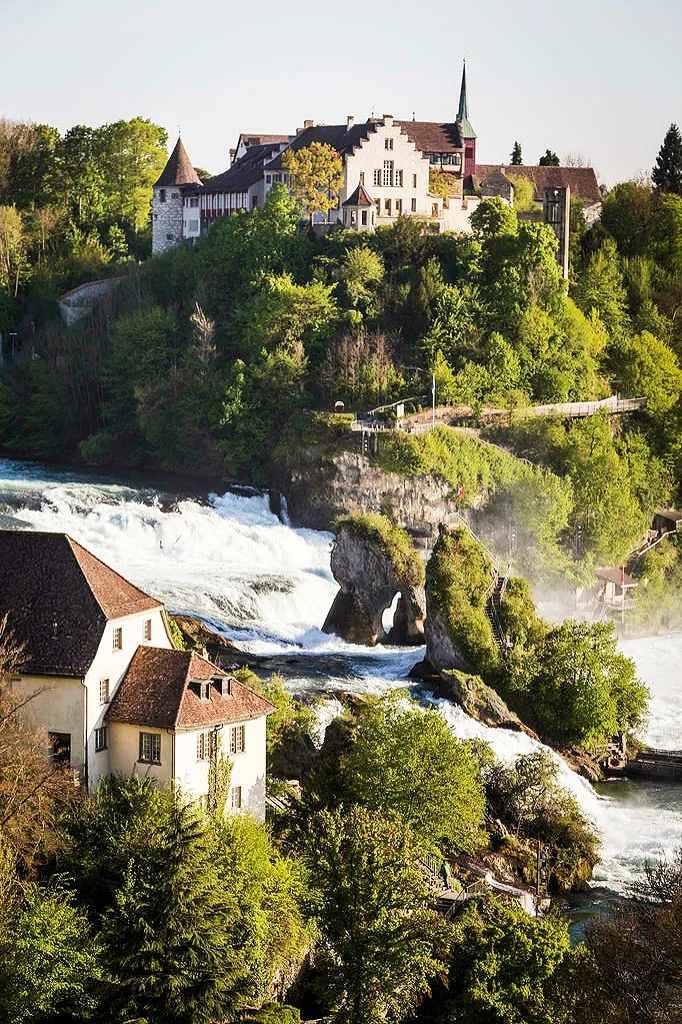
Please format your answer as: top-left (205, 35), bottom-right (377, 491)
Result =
top-left (198, 141), bottom-right (287, 195)
top-left (105, 646), bottom-right (274, 729)
top-left (343, 183), bottom-right (374, 206)
top-left (0, 530), bottom-right (161, 676)
top-left (154, 137), bottom-right (202, 188)
top-left (396, 120), bottom-right (464, 153)
top-left (475, 164), bottom-right (602, 204)
top-left (237, 133), bottom-right (291, 148)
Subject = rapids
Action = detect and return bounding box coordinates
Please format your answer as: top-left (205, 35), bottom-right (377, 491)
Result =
top-left (1, 457), bottom-right (681, 892)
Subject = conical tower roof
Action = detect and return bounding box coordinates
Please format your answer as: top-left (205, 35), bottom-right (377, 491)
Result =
top-left (456, 62), bottom-right (476, 140)
top-left (154, 136), bottom-right (202, 187)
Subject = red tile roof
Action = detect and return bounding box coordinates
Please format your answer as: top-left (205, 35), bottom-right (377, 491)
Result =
top-left (343, 183), bottom-right (374, 206)
top-left (105, 646), bottom-right (274, 730)
top-left (475, 164), bottom-right (602, 204)
top-left (154, 137), bottom-right (202, 188)
top-left (0, 530), bottom-right (160, 676)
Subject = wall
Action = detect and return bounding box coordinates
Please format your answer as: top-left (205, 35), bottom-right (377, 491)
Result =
top-left (12, 674), bottom-right (86, 772)
top-left (108, 721), bottom-right (171, 787)
top-left (86, 607), bottom-right (172, 787)
top-left (152, 186), bottom-right (184, 254)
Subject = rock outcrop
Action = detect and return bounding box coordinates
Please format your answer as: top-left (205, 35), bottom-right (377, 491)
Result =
top-left (322, 514), bottom-right (425, 646)
top-left (436, 669), bottom-right (538, 738)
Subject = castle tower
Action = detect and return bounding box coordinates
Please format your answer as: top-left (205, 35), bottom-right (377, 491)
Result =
top-left (152, 137), bottom-right (202, 256)
top-left (456, 62), bottom-right (477, 178)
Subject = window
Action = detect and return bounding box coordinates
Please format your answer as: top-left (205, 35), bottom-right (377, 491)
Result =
top-left (395, 199), bottom-right (403, 214)
top-left (230, 724), bottom-right (245, 754)
top-left (395, 169), bottom-right (403, 187)
top-left (411, 197), bottom-right (417, 213)
top-left (231, 786), bottom-right (242, 810)
top-left (385, 137), bottom-right (394, 150)
top-left (159, 188), bottom-right (166, 203)
top-left (143, 619), bottom-right (152, 641)
top-left (383, 160), bottom-right (394, 187)
top-left (251, 195), bottom-right (258, 209)
top-left (112, 627), bottom-right (123, 651)
top-left (375, 199), bottom-right (381, 217)
top-left (95, 727), bottom-right (107, 752)
top-left (166, 233), bottom-right (174, 241)
top-left (430, 153), bottom-right (441, 165)
top-left (373, 168), bottom-right (381, 187)
top-left (384, 198), bottom-right (391, 215)
top-left (265, 174), bottom-right (271, 184)
top-left (48, 732), bottom-right (71, 766)
top-left (190, 196), bottom-right (199, 207)
top-left (139, 732), bottom-right (161, 764)
top-left (99, 678), bottom-right (110, 704)
top-left (196, 730), bottom-right (214, 761)
top-left (413, 173), bottom-right (417, 188)
top-left (361, 210), bottom-right (368, 226)
top-left (359, 171), bottom-right (365, 185)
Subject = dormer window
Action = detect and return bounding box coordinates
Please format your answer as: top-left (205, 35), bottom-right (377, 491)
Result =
top-left (201, 682), bottom-right (209, 701)
top-left (211, 676), bottom-right (232, 697)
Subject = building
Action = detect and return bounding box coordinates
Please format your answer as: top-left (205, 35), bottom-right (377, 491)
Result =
top-left (151, 63), bottom-right (603, 253)
top-left (0, 530), bottom-right (273, 818)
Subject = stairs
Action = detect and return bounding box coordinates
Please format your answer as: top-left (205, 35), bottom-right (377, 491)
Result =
top-left (486, 575), bottom-right (507, 652)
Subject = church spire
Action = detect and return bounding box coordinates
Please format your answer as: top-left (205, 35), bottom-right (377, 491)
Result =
top-left (458, 61), bottom-right (469, 123)
top-left (456, 60), bottom-right (476, 140)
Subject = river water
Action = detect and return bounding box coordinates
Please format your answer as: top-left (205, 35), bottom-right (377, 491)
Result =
top-left (1, 457), bottom-right (681, 893)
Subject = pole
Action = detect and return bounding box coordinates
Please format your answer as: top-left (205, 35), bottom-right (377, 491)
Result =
top-left (432, 373), bottom-right (436, 428)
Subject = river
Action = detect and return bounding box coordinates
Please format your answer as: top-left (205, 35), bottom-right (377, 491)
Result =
top-left (1, 457), bottom-right (681, 893)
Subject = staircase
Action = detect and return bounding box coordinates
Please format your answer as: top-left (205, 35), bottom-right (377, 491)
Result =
top-left (486, 575), bottom-right (507, 652)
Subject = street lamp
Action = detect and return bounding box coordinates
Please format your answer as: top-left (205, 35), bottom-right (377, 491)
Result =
top-left (402, 365), bottom-right (436, 428)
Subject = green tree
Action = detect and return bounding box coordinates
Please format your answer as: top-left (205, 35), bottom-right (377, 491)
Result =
top-left (529, 621), bottom-right (648, 748)
top-left (508, 174), bottom-right (535, 212)
top-left (0, 205), bottom-right (27, 297)
top-left (438, 899), bottom-right (582, 1023)
top-left (539, 149), bottom-right (560, 166)
top-left (99, 117), bottom-right (168, 230)
top-left (611, 330), bottom-right (682, 417)
top-left (282, 142), bottom-right (344, 226)
top-left (469, 196), bottom-right (518, 240)
top-left (510, 141), bottom-right (523, 165)
top-left (601, 181), bottom-right (654, 257)
top-left (308, 806), bottom-right (449, 1024)
top-left (652, 123), bottom-right (682, 195)
top-left (235, 272), bottom-right (337, 361)
top-left (649, 192), bottom-right (682, 276)
top-left (574, 237), bottom-right (629, 339)
top-left (339, 695), bottom-right (486, 852)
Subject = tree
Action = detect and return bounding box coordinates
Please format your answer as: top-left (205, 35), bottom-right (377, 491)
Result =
top-left (539, 149), bottom-right (560, 166)
top-left (508, 174), bottom-right (535, 213)
top-left (574, 237), bottom-right (629, 339)
top-left (98, 117), bottom-right (168, 230)
top-left (611, 330), bottom-right (682, 417)
top-left (0, 205), bottom-right (27, 297)
top-left (652, 123), bottom-right (682, 195)
top-left (339, 695), bottom-right (486, 852)
top-left (308, 806), bottom-right (449, 1024)
top-left (437, 898), bottom-right (582, 1024)
top-left (282, 142), bottom-right (344, 226)
top-left (510, 141), bottom-right (523, 165)
top-left (529, 620), bottom-right (648, 748)
top-left (469, 196), bottom-right (518, 240)
top-left (601, 181), bottom-right (654, 258)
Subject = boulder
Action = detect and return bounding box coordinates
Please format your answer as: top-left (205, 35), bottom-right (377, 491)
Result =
top-left (437, 669), bottom-right (538, 738)
top-left (322, 516), bottom-right (425, 646)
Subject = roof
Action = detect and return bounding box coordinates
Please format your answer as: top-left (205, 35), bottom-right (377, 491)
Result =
top-left (396, 120), bottom-right (464, 153)
top-left (154, 137), bottom-right (202, 188)
top-left (237, 133), bottom-right (291, 148)
top-left (199, 141), bottom-right (287, 194)
top-left (475, 164), bottom-right (602, 204)
top-left (343, 183), bottom-right (374, 206)
top-left (0, 530), bottom-right (161, 676)
top-left (456, 62), bottom-right (476, 139)
top-left (105, 646), bottom-right (274, 729)
top-left (655, 508), bottom-right (682, 524)
top-left (596, 567), bottom-right (637, 588)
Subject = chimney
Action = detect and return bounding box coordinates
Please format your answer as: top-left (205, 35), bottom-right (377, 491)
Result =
top-left (382, 114), bottom-right (393, 127)
top-left (303, 119), bottom-right (314, 129)
top-left (229, 148), bottom-right (236, 165)
top-left (347, 115), bottom-right (355, 128)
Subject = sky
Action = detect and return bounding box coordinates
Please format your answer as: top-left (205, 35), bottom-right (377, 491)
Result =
top-left (1, 0), bottom-right (681, 185)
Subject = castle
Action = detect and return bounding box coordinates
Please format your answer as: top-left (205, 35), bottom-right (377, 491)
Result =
top-left (152, 65), bottom-right (602, 255)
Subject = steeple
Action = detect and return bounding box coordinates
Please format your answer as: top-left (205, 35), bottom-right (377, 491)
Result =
top-left (153, 136), bottom-right (202, 188)
top-left (456, 61), bottom-right (476, 140)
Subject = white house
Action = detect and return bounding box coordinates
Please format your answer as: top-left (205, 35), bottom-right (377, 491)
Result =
top-left (0, 530), bottom-right (273, 819)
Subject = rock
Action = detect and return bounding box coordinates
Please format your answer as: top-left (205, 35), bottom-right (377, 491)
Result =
top-left (435, 669), bottom-right (539, 738)
top-left (424, 606), bottom-right (475, 673)
top-left (322, 516), bottom-right (425, 646)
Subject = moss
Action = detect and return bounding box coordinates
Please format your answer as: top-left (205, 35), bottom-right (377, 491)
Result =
top-left (498, 577), bottom-right (547, 650)
top-left (427, 527), bottom-right (500, 676)
top-left (336, 511), bottom-right (424, 588)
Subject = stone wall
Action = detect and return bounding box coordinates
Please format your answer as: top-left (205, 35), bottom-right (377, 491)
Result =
top-left (152, 186), bottom-right (184, 254)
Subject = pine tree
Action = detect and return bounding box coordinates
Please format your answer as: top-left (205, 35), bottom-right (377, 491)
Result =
top-left (511, 140), bottom-right (523, 165)
top-left (539, 149), bottom-right (560, 166)
top-left (652, 123), bottom-right (682, 195)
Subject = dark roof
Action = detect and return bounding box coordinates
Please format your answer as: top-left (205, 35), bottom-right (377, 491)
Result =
top-left (237, 133), bottom-right (290, 148)
top-left (343, 183), bottom-right (374, 206)
top-left (199, 141), bottom-right (287, 194)
top-left (396, 120), bottom-right (464, 153)
top-left (154, 137), bottom-right (202, 188)
top-left (475, 164), bottom-right (602, 204)
top-left (105, 647), bottom-right (274, 729)
top-left (456, 62), bottom-right (476, 139)
top-left (0, 531), bottom-right (161, 676)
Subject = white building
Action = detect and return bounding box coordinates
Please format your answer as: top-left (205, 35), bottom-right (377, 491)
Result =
top-left (0, 530), bottom-right (273, 819)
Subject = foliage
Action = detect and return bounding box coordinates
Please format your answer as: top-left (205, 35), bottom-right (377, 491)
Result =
top-left (336, 512), bottom-right (424, 587)
top-left (437, 898), bottom-right (582, 1023)
top-left (508, 174), bottom-right (535, 213)
top-left (337, 694), bottom-right (486, 853)
top-left (306, 805), bottom-right (450, 1024)
top-left (610, 329), bottom-right (682, 417)
top-left (539, 149), bottom-right (560, 166)
top-left (510, 141), bottom-right (523, 165)
top-left (652, 123), bottom-right (682, 195)
top-left (282, 142), bottom-right (344, 224)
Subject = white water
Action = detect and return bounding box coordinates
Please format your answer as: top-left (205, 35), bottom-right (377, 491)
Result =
top-left (2, 458), bottom-right (681, 891)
